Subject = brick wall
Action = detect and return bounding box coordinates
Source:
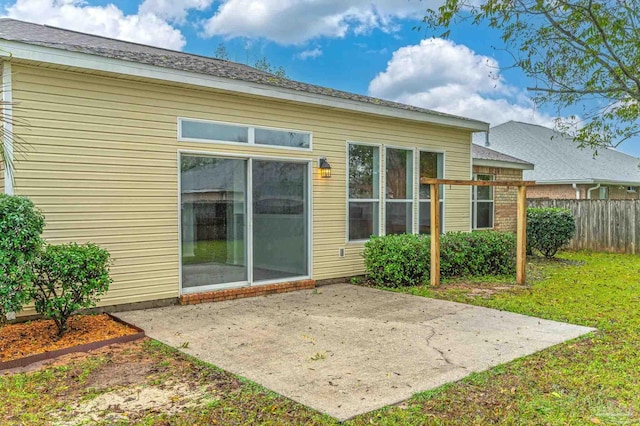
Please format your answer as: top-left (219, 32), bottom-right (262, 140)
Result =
top-left (608, 185), bottom-right (640, 200)
top-left (528, 184), bottom-right (583, 199)
top-left (473, 165), bottom-right (522, 232)
top-left (529, 184), bottom-right (640, 200)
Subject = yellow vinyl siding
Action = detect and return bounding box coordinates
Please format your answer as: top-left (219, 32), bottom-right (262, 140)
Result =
top-left (11, 63), bottom-right (473, 307)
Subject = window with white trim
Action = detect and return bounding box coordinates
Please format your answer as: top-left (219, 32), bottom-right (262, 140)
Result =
top-left (472, 174), bottom-right (494, 230)
top-left (418, 151), bottom-right (444, 234)
top-left (385, 148), bottom-right (413, 234)
top-left (179, 118), bottom-right (311, 149)
top-left (348, 144), bottom-right (380, 241)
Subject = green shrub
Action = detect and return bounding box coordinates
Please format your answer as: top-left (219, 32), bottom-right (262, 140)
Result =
top-left (363, 231), bottom-right (516, 287)
top-left (0, 194), bottom-right (45, 323)
top-left (32, 243), bottom-right (112, 335)
top-left (527, 207), bottom-right (576, 258)
top-left (441, 231), bottom-right (516, 277)
top-left (363, 234), bottom-right (430, 286)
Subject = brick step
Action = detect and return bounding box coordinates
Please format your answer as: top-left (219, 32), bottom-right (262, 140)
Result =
top-left (179, 279), bottom-right (316, 305)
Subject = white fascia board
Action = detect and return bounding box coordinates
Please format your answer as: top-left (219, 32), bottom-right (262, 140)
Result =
top-left (535, 179), bottom-right (640, 186)
top-left (0, 40), bottom-right (489, 132)
top-left (591, 179), bottom-right (640, 187)
top-left (472, 158), bottom-right (534, 170)
top-left (536, 179), bottom-right (640, 186)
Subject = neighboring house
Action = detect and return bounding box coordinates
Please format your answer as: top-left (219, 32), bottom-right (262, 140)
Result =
top-left (471, 145), bottom-right (534, 232)
top-left (474, 121), bottom-right (640, 200)
top-left (0, 19), bottom-right (488, 309)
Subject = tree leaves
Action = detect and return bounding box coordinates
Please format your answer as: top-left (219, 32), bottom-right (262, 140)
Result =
top-left (424, 0), bottom-right (640, 149)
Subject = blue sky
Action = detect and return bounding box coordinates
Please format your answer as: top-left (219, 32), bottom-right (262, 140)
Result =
top-left (2, 0), bottom-right (639, 157)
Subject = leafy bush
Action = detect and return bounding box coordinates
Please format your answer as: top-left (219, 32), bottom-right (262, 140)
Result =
top-left (31, 243), bottom-right (112, 335)
top-left (440, 231), bottom-right (516, 277)
top-left (363, 231), bottom-right (516, 287)
top-left (527, 207), bottom-right (576, 258)
top-left (0, 194), bottom-right (45, 323)
top-left (363, 234), bottom-right (430, 286)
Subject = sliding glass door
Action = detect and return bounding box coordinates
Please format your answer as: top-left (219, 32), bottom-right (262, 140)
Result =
top-left (181, 156), bottom-right (247, 289)
top-left (180, 155), bottom-right (309, 292)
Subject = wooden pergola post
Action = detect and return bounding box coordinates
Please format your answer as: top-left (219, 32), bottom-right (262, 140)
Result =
top-left (430, 183), bottom-right (440, 286)
top-left (516, 185), bottom-right (527, 285)
top-left (423, 178), bottom-right (534, 287)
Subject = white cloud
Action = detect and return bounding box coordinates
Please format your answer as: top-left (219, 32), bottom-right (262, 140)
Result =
top-left (138, 0), bottom-right (213, 24)
top-left (202, 0), bottom-right (432, 44)
top-left (298, 47), bottom-right (322, 60)
top-left (3, 0), bottom-right (186, 50)
top-left (369, 39), bottom-right (557, 127)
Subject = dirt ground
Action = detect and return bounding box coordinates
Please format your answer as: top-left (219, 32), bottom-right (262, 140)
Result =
top-left (2, 339), bottom-right (241, 425)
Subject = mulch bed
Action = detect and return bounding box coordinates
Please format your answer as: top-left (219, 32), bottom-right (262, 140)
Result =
top-left (0, 314), bottom-right (139, 362)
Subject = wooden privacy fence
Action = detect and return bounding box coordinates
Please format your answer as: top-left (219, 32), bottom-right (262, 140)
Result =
top-left (528, 199), bottom-right (640, 254)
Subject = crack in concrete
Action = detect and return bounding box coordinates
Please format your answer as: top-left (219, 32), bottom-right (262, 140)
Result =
top-left (423, 325), bottom-right (464, 369)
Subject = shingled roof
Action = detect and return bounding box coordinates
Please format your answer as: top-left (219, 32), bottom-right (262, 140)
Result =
top-left (0, 18), bottom-right (487, 130)
top-left (472, 144), bottom-right (533, 170)
top-left (473, 121), bottom-right (640, 185)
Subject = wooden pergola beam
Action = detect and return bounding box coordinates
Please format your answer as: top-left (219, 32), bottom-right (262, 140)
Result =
top-left (423, 178), bottom-right (531, 287)
top-left (421, 178), bottom-right (536, 187)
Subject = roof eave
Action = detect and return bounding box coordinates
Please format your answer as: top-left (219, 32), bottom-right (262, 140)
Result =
top-left (591, 179), bottom-right (640, 187)
top-left (0, 39), bottom-right (489, 132)
top-left (473, 158), bottom-right (534, 170)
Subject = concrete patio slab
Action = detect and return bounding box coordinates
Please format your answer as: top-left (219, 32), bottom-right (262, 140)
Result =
top-left (116, 284), bottom-right (594, 421)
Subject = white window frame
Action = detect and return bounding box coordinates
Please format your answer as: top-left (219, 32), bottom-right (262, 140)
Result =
top-left (472, 173), bottom-right (495, 230)
top-left (178, 117), bottom-right (313, 151)
top-left (346, 141), bottom-right (382, 243)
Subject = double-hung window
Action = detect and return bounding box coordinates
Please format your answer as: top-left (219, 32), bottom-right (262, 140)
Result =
top-left (472, 174), bottom-right (494, 229)
top-left (348, 144), bottom-right (380, 241)
top-left (385, 148), bottom-right (413, 234)
top-left (418, 151), bottom-right (444, 234)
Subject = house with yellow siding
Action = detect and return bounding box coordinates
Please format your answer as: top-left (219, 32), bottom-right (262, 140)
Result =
top-left (0, 19), bottom-right (488, 309)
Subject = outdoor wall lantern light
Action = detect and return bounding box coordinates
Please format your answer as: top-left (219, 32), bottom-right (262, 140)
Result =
top-left (318, 157), bottom-right (332, 178)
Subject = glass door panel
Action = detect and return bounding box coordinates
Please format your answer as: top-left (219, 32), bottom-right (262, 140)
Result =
top-left (252, 160), bottom-right (308, 282)
top-left (181, 156), bottom-right (247, 289)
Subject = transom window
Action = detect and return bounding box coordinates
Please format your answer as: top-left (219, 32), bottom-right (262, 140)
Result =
top-left (347, 143), bottom-right (445, 241)
top-left (179, 118), bottom-right (311, 149)
top-left (472, 174), bottom-right (494, 230)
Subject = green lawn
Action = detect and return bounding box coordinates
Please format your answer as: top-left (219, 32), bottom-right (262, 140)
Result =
top-left (1, 251), bottom-right (638, 425)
